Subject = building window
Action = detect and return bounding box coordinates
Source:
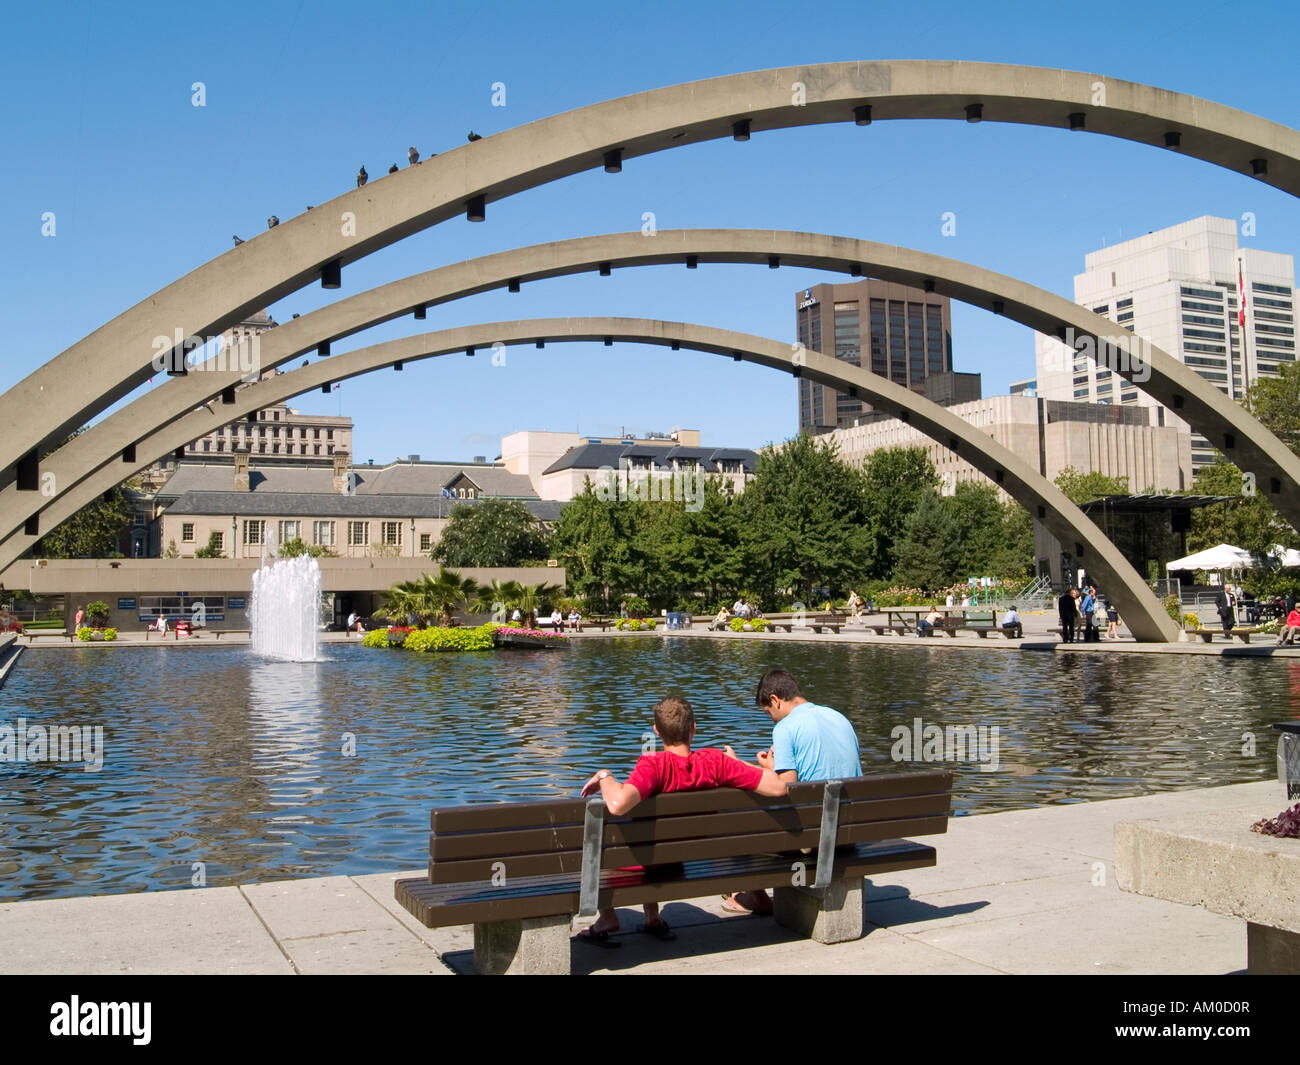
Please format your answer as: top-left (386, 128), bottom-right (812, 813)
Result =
top-left (348, 521), bottom-right (369, 547)
top-left (279, 520), bottom-right (300, 543)
top-left (382, 521), bottom-right (402, 546)
top-left (419, 533), bottom-right (432, 553)
top-left (313, 521), bottom-right (335, 547)
top-left (211, 532), bottom-right (224, 553)
top-left (243, 520), bottom-right (264, 545)
top-left (181, 523), bottom-right (195, 543)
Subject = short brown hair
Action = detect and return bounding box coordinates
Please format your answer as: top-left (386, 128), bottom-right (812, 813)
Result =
top-left (653, 696), bottom-right (696, 746)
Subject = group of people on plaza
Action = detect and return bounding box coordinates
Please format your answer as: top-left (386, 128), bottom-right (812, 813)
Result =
top-left (548, 607), bottom-right (583, 631)
top-left (914, 602), bottom-right (1022, 637)
top-left (576, 668), bottom-right (861, 944)
top-left (1056, 584), bottom-right (1118, 643)
top-left (709, 599), bottom-right (762, 630)
top-left (1273, 591), bottom-right (1300, 646)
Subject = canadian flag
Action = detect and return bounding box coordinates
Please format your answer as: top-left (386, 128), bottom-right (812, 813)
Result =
top-left (1238, 260), bottom-right (1246, 328)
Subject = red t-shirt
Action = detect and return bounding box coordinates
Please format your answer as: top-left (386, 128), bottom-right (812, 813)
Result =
top-left (625, 747), bottom-right (762, 800)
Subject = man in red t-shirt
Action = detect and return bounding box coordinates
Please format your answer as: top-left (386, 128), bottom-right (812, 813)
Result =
top-left (577, 695), bottom-right (787, 944)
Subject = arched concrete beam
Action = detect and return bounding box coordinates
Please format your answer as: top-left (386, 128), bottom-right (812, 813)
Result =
top-left (0, 317), bottom-right (1181, 642)
top-left (5, 60), bottom-right (1300, 481)
top-left (11, 231), bottom-right (1300, 555)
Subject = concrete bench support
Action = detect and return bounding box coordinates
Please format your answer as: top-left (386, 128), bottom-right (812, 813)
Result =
top-left (472, 913), bottom-right (571, 975)
top-left (773, 876), bottom-right (864, 944)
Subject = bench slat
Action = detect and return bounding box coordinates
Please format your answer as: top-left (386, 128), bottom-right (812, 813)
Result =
top-left (429, 792), bottom-right (951, 860)
top-left (427, 813), bottom-right (949, 883)
top-left (399, 839), bottom-right (937, 927)
top-left (429, 770), bottom-right (952, 832)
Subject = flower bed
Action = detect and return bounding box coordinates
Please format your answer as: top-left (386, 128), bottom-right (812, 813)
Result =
top-left (728, 617), bottom-right (769, 632)
top-left (492, 626), bottom-right (571, 650)
top-left (361, 623), bottom-right (570, 652)
top-left (615, 618), bottom-right (657, 631)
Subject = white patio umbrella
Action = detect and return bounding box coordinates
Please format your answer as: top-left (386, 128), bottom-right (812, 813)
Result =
top-left (1165, 544), bottom-right (1256, 571)
top-left (1269, 544), bottom-right (1300, 568)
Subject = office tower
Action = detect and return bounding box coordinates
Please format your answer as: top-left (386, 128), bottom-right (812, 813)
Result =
top-left (795, 279), bottom-right (967, 432)
top-left (1035, 216), bottom-right (1295, 470)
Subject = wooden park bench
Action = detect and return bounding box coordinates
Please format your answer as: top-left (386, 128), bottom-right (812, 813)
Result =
top-left (771, 616), bottom-right (841, 634)
top-left (25, 631), bottom-right (75, 644)
top-left (395, 769), bottom-right (953, 975)
top-left (1230, 627), bottom-right (1263, 644)
top-left (212, 629), bottom-right (250, 640)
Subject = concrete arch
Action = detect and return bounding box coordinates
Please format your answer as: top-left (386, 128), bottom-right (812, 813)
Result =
top-left (6, 60), bottom-right (1300, 482)
top-left (0, 316), bottom-right (1181, 641)
top-left (8, 230), bottom-right (1300, 561)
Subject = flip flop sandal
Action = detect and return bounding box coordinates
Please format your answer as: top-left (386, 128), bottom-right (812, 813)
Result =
top-left (575, 928), bottom-right (622, 948)
top-left (642, 921), bottom-right (677, 941)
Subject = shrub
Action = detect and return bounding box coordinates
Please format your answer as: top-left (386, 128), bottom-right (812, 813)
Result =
top-left (361, 628), bottom-right (389, 648)
top-left (728, 617), bottom-right (769, 632)
top-left (624, 596), bottom-right (651, 619)
top-left (103, 628), bottom-right (118, 641)
top-left (1163, 595), bottom-right (1182, 623)
top-left (77, 627), bottom-right (93, 641)
top-left (403, 622), bottom-right (498, 652)
top-left (85, 601), bottom-right (110, 627)
top-left (1183, 613), bottom-right (1201, 630)
top-left (616, 618), bottom-right (656, 631)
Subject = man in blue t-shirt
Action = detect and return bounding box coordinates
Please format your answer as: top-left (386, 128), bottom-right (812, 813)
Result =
top-left (723, 669), bottom-right (862, 914)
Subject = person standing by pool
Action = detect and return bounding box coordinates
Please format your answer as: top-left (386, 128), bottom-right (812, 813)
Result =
top-left (724, 669), bottom-right (862, 915)
top-left (1057, 587), bottom-right (1076, 643)
top-left (74, 606), bottom-right (84, 631)
top-left (1080, 586), bottom-right (1098, 642)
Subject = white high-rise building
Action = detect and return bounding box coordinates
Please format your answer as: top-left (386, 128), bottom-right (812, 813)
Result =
top-left (1035, 216), bottom-right (1296, 470)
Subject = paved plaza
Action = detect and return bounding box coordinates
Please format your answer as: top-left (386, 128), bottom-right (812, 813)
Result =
top-left (0, 780), bottom-right (1280, 976)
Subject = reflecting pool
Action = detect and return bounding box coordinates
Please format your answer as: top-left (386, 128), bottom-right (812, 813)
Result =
top-left (1, 638), bottom-right (1294, 901)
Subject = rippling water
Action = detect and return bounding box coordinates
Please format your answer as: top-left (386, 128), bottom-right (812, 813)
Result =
top-left (1, 639), bottom-right (1294, 901)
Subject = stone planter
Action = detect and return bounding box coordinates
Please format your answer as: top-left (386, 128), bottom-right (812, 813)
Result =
top-left (1116, 807), bottom-right (1300, 973)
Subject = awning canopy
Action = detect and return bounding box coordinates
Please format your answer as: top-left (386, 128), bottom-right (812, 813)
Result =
top-left (1166, 544), bottom-right (1256, 571)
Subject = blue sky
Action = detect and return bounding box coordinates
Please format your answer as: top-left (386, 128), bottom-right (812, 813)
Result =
top-left (4, 0), bottom-right (1299, 464)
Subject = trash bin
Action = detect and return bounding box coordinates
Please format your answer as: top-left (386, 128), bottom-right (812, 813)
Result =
top-left (666, 612), bottom-right (685, 630)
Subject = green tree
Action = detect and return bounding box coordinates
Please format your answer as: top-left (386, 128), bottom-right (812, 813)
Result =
top-left (278, 536), bottom-right (336, 559)
top-left (1186, 460), bottom-right (1293, 555)
top-left (550, 481), bottom-right (638, 610)
top-left (1244, 361), bottom-right (1300, 456)
top-left (195, 532), bottom-right (225, 558)
top-left (684, 480), bottom-right (745, 604)
top-left (432, 499), bottom-right (550, 567)
top-left (859, 447), bottom-right (941, 580)
top-left (30, 484), bottom-right (132, 558)
top-left (740, 434), bottom-right (874, 604)
top-left (379, 568), bottom-right (482, 628)
top-left (1054, 466), bottom-right (1130, 505)
top-left (892, 492), bottom-right (963, 590)
top-left (947, 481), bottom-right (1035, 580)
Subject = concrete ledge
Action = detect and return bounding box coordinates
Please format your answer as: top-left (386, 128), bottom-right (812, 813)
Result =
top-left (1115, 806), bottom-right (1300, 936)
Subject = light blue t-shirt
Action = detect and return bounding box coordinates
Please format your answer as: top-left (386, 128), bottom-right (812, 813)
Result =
top-left (772, 702), bottom-right (862, 781)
